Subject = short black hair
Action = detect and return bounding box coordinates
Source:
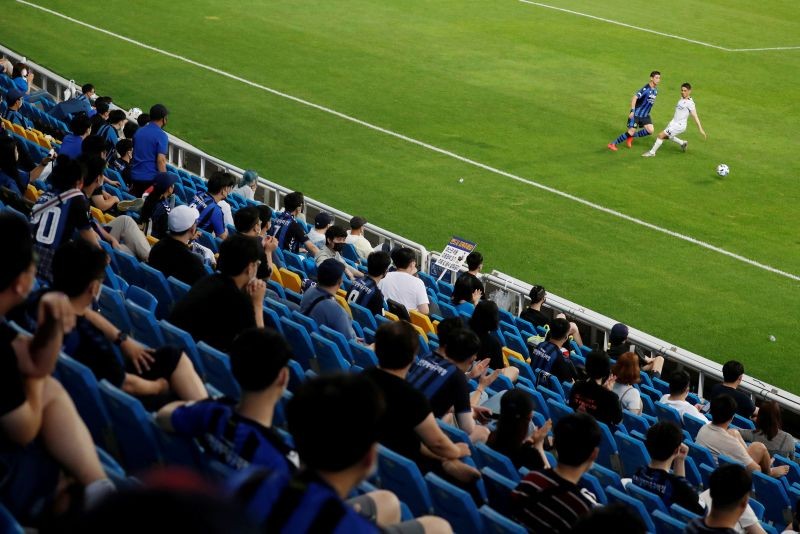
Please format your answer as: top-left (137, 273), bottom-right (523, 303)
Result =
top-left (553, 412), bottom-right (601, 466)
top-left (81, 155), bottom-right (106, 186)
top-left (445, 328), bottom-right (480, 363)
top-left (709, 464), bottom-right (752, 510)
top-left (367, 251), bottom-right (391, 278)
top-left (149, 104), bottom-right (169, 121)
top-left (572, 503), bottom-right (647, 534)
top-left (217, 234), bottom-right (261, 277)
top-left (650, 70), bottom-right (661, 78)
top-left (547, 317), bottom-right (570, 340)
top-left (283, 192), bottom-right (304, 213)
top-left (136, 113), bottom-right (150, 127)
top-left (81, 83), bottom-right (95, 94)
top-left (0, 212), bottom-right (33, 291)
top-left (324, 225), bottom-right (347, 242)
top-left (584, 350), bottom-right (611, 381)
top-left (255, 205), bottom-right (272, 231)
top-left (466, 251), bottom-right (483, 271)
top-left (375, 321), bottom-right (419, 370)
top-left (668, 370), bottom-right (691, 395)
top-left (392, 247), bottom-right (416, 269)
top-left (81, 135), bottom-right (107, 158)
top-left (108, 109), bottom-right (127, 124)
top-left (722, 360), bottom-right (745, 383)
top-left (94, 100), bottom-right (110, 115)
top-left (69, 114), bottom-right (92, 136)
top-left (233, 206), bottom-right (260, 234)
top-left (451, 273), bottom-right (482, 305)
top-left (52, 239), bottom-right (107, 298)
top-left (123, 122), bottom-right (139, 139)
top-left (116, 138), bottom-right (133, 156)
top-left (50, 155), bottom-right (84, 192)
top-left (710, 394), bottom-right (737, 425)
top-left (681, 82), bottom-right (692, 90)
top-left (207, 171), bottom-right (236, 195)
top-left (230, 328), bottom-right (291, 392)
top-left (529, 284), bottom-right (546, 303)
top-left (287, 374), bottom-right (384, 472)
top-left (435, 317), bottom-right (465, 349)
top-left (468, 300), bottom-right (499, 334)
top-left (645, 421), bottom-right (683, 461)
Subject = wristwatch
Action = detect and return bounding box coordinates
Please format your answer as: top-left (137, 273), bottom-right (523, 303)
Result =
top-left (113, 331), bottom-right (128, 346)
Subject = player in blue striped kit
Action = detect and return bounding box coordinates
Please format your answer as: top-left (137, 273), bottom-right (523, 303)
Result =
top-left (608, 71), bottom-right (661, 151)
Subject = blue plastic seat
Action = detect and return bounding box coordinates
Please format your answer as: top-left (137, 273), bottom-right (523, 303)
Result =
top-left (55, 354), bottom-right (115, 451)
top-left (515, 385), bottom-right (549, 419)
top-left (654, 401), bottom-right (684, 427)
top-left (139, 263), bottom-right (175, 319)
top-left (197, 342), bottom-right (241, 400)
top-left (261, 305), bottom-right (283, 335)
top-left (507, 357), bottom-right (536, 384)
top-left (265, 297), bottom-right (292, 319)
top-left (605, 486), bottom-right (656, 533)
top-left (310, 332), bottom-right (350, 372)
top-left (125, 299), bottom-right (165, 349)
top-left (475, 443), bottom-right (520, 482)
top-left (377, 446), bottom-right (433, 516)
top-left (537, 370), bottom-right (566, 400)
top-left (683, 455), bottom-right (704, 489)
top-left (97, 286), bottom-right (133, 334)
top-left (545, 398), bottom-right (573, 425)
top-left (622, 410), bottom-right (651, 436)
top-left (279, 317), bottom-right (316, 370)
top-left (159, 320), bottom-right (206, 378)
top-left (290, 310), bottom-right (319, 335)
top-left (626, 481), bottom-right (669, 514)
top-left (670, 503), bottom-right (702, 523)
top-left (687, 441), bottom-right (716, 468)
top-left (732, 413), bottom-right (756, 430)
top-left (478, 505), bottom-right (526, 534)
top-left (0, 502), bottom-right (24, 534)
top-left (348, 340), bottom-right (378, 368)
top-left (651, 376), bottom-right (671, 396)
top-left (347, 301), bottom-right (378, 331)
top-left (167, 276), bottom-right (191, 302)
top-left (683, 413), bottom-right (708, 439)
top-left (112, 249), bottom-right (143, 287)
top-left (425, 472), bottom-right (484, 534)
top-left (615, 430), bottom-right (651, 478)
top-left (577, 471), bottom-right (607, 504)
top-left (752, 470), bottom-right (795, 528)
top-left (318, 324), bottom-right (354, 363)
top-left (481, 467), bottom-right (517, 515)
top-left (595, 421), bottom-right (620, 472)
top-left (286, 359), bottom-right (306, 393)
top-left (652, 510), bottom-right (687, 534)
top-left (98, 380), bottom-right (162, 472)
top-left (126, 285), bottom-right (157, 314)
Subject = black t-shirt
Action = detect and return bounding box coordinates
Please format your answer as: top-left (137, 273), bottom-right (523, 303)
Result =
top-left (363, 367), bottom-right (431, 461)
top-left (0, 322), bottom-right (25, 418)
top-left (684, 518), bottom-right (737, 534)
top-left (477, 332), bottom-right (504, 371)
top-left (631, 466), bottom-right (705, 515)
top-left (607, 341), bottom-right (649, 368)
top-left (487, 436), bottom-right (545, 471)
top-left (170, 274), bottom-right (256, 352)
top-left (568, 379), bottom-right (623, 428)
top-left (519, 307), bottom-right (548, 329)
top-left (256, 250), bottom-right (271, 281)
top-left (282, 221), bottom-right (309, 254)
top-left (148, 237), bottom-right (208, 287)
top-left (708, 384), bottom-right (756, 418)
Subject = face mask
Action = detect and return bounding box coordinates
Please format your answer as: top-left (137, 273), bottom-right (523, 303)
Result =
top-left (333, 243), bottom-right (345, 252)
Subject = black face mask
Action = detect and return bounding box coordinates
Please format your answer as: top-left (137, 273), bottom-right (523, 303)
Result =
top-left (333, 242), bottom-right (345, 252)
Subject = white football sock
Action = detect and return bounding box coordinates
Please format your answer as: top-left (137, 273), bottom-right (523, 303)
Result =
top-left (650, 138), bottom-right (664, 153)
top-left (670, 136), bottom-right (685, 145)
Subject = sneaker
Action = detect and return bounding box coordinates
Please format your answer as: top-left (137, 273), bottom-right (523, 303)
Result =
top-left (641, 151), bottom-right (655, 157)
top-left (681, 141), bottom-right (688, 152)
top-left (607, 143), bottom-right (618, 152)
top-left (117, 198), bottom-right (144, 212)
top-left (625, 136), bottom-right (634, 148)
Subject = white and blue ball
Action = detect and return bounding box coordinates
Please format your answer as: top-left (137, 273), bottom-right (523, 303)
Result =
top-left (716, 164), bottom-right (730, 177)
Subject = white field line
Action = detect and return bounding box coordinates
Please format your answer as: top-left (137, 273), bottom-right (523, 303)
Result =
top-left (518, 0), bottom-right (800, 52)
top-left (16, 0), bottom-right (800, 282)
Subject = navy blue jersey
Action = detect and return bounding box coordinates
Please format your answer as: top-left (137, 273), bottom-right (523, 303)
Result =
top-left (269, 211), bottom-right (308, 254)
top-left (407, 353), bottom-right (471, 417)
top-left (190, 191), bottom-right (225, 237)
top-left (633, 83), bottom-right (658, 117)
top-left (346, 276), bottom-right (384, 316)
top-left (30, 188), bottom-right (92, 281)
top-left (530, 341), bottom-right (562, 374)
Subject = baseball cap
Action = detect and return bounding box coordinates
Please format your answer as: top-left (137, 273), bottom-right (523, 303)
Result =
top-left (149, 104), bottom-right (169, 121)
top-left (5, 88), bottom-right (24, 104)
top-left (610, 323), bottom-right (629, 343)
top-left (350, 216), bottom-right (367, 230)
top-left (314, 212), bottom-right (333, 229)
top-left (168, 205), bottom-right (199, 233)
top-left (153, 172), bottom-right (179, 191)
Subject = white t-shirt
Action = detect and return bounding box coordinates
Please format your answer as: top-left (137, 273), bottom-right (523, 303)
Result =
top-left (379, 271), bottom-right (429, 312)
top-left (613, 383), bottom-right (642, 413)
top-left (671, 97), bottom-right (696, 127)
top-left (231, 184), bottom-right (255, 201)
top-left (345, 233), bottom-right (373, 260)
top-left (659, 395), bottom-right (705, 422)
top-left (219, 200), bottom-right (234, 229)
top-left (698, 489), bottom-right (757, 533)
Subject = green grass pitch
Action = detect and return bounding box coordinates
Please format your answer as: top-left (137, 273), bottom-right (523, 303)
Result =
top-left (5, 0), bottom-right (800, 390)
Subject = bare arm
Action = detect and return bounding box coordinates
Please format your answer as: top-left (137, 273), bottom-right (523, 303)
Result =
top-left (415, 413), bottom-right (470, 460)
top-left (123, 374), bottom-right (168, 397)
top-left (0, 377), bottom-right (46, 445)
top-left (91, 193), bottom-right (119, 213)
top-left (690, 109), bottom-right (707, 138)
top-left (304, 239), bottom-right (319, 257)
top-left (80, 227), bottom-right (102, 248)
top-left (417, 303), bottom-right (430, 315)
top-left (156, 153), bottom-right (167, 173)
top-left (14, 292), bottom-right (75, 378)
top-left (455, 411), bottom-right (475, 435)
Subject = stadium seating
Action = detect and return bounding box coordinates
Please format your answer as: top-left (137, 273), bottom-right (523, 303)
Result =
top-left (479, 505), bottom-right (526, 534)
top-left (605, 486), bottom-right (656, 533)
top-left (652, 510), bottom-right (686, 534)
top-left (425, 472), bottom-right (483, 534)
top-left (377, 446), bottom-right (433, 517)
top-left (55, 354), bottom-right (115, 452)
top-left (196, 342), bottom-right (241, 399)
top-left (98, 380), bottom-right (162, 472)
top-left (481, 467), bottom-right (516, 515)
top-left (474, 443), bottom-right (520, 482)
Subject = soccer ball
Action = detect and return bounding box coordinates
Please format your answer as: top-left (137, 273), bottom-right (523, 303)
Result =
top-left (716, 164), bottom-right (730, 177)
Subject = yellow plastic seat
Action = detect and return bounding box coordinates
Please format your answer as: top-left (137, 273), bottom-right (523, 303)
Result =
top-left (502, 347), bottom-right (527, 367)
top-left (383, 311), bottom-right (400, 322)
top-left (24, 184), bottom-right (40, 202)
top-left (269, 266), bottom-right (283, 286)
top-left (334, 294), bottom-right (352, 318)
top-left (90, 207), bottom-right (107, 224)
top-left (409, 323), bottom-right (428, 342)
top-left (10, 123), bottom-right (25, 136)
top-left (146, 235), bottom-right (159, 246)
top-left (409, 309), bottom-right (435, 335)
top-left (278, 268), bottom-right (302, 293)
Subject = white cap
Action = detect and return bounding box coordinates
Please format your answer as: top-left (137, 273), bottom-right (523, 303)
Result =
top-left (168, 205), bottom-right (200, 233)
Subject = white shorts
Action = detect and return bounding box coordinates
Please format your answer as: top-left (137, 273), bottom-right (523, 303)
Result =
top-left (664, 121), bottom-right (686, 137)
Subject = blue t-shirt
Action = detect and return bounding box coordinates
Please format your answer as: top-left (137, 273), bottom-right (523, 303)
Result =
top-left (300, 285), bottom-right (355, 340)
top-left (633, 83), bottom-right (658, 117)
top-left (190, 191), bottom-right (225, 237)
top-left (12, 78), bottom-right (27, 93)
top-left (96, 123), bottom-right (119, 161)
top-left (58, 134), bottom-right (83, 159)
top-left (3, 109), bottom-right (32, 129)
top-left (130, 122), bottom-right (168, 182)
top-left (171, 399), bottom-right (299, 474)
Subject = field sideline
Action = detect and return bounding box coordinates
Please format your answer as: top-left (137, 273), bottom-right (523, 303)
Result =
top-left (4, 0), bottom-right (799, 390)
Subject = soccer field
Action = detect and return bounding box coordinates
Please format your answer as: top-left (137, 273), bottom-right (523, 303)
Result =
top-left (5, 0), bottom-right (800, 390)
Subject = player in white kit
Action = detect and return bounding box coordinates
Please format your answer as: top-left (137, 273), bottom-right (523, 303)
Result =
top-left (642, 83), bottom-right (706, 157)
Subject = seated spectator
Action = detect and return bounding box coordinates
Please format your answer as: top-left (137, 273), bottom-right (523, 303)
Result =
top-left (109, 138), bottom-right (133, 176)
top-left (253, 374), bottom-right (451, 533)
top-left (696, 395), bottom-right (789, 477)
top-left (315, 225), bottom-right (363, 279)
top-left (307, 212), bottom-right (332, 251)
top-left (460, 250), bottom-right (486, 295)
top-left (52, 240), bottom-right (206, 410)
top-left (89, 99), bottom-right (110, 134)
top-left (10, 63), bottom-right (35, 96)
top-left (267, 191), bottom-right (319, 256)
top-left (611, 352), bottom-right (643, 415)
top-left (572, 503), bottom-right (647, 534)
top-left (738, 401), bottom-right (796, 461)
top-left (0, 135), bottom-right (52, 196)
top-left (148, 205), bottom-right (209, 287)
top-left (232, 169), bottom-right (258, 200)
top-left (520, 284), bottom-right (584, 345)
top-left (487, 388), bottom-right (551, 470)
top-left (709, 361), bottom-right (758, 419)
top-left (140, 171), bottom-right (178, 238)
top-left (468, 300), bottom-right (518, 381)
top-left (49, 82), bottom-right (93, 123)
top-left (2, 88), bottom-right (33, 129)
top-left (96, 109), bottom-right (128, 163)
top-left (379, 247), bottom-right (429, 314)
top-left (511, 412), bottom-right (600, 533)
top-left (254, 204), bottom-right (272, 238)
top-left (346, 251), bottom-right (390, 317)
top-left (130, 104), bottom-right (169, 197)
top-left (191, 171), bottom-right (236, 239)
top-left (632, 421), bottom-right (705, 514)
top-left (31, 155), bottom-right (98, 281)
top-left (59, 114), bottom-right (93, 159)
top-left (81, 155), bottom-right (121, 213)
top-left (530, 317), bottom-right (579, 384)
top-left (0, 213), bottom-right (114, 524)
top-left (364, 321), bottom-right (478, 484)
top-left (607, 322), bottom-right (664, 376)
top-left (157, 327), bottom-right (298, 473)
top-left (686, 464), bottom-right (751, 534)
top-left (450, 273), bottom-right (482, 315)
top-left (234, 206), bottom-right (277, 281)
top-left (660, 370), bottom-right (706, 422)
top-left (569, 350), bottom-right (623, 430)
top-left (170, 234), bottom-right (266, 352)
top-left (698, 489), bottom-right (766, 534)
top-left (407, 326), bottom-right (494, 443)
top-left (300, 259), bottom-right (355, 340)
top-left (346, 216), bottom-right (374, 260)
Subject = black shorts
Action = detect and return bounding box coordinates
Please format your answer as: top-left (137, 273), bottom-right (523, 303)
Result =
top-left (628, 115), bottom-right (652, 129)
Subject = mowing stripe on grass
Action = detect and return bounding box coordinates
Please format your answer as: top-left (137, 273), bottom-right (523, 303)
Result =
top-left (518, 0), bottom-right (800, 52)
top-left (16, 0), bottom-right (800, 283)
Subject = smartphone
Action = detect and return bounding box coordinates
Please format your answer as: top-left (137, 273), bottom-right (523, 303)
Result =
top-left (700, 400), bottom-right (711, 413)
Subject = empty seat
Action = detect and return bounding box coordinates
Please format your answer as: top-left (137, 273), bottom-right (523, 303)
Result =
top-left (196, 342), bottom-right (241, 400)
top-left (425, 472), bottom-right (484, 534)
top-left (377, 446), bottom-right (433, 517)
